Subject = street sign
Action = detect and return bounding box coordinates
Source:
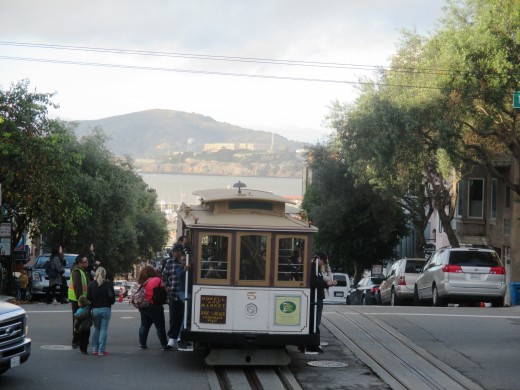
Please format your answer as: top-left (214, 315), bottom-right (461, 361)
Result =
top-left (514, 92), bottom-right (520, 109)
top-left (0, 238), bottom-right (11, 255)
top-left (0, 223), bottom-right (10, 237)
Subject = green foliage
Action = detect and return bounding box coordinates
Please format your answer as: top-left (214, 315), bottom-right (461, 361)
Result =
top-left (433, 0), bottom-right (520, 195)
top-left (1, 80), bottom-right (168, 274)
top-left (302, 144), bottom-right (409, 282)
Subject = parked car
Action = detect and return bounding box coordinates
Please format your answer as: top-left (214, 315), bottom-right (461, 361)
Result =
top-left (124, 281), bottom-right (137, 298)
top-left (414, 246), bottom-right (506, 307)
top-left (24, 253), bottom-right (78, 301)
top-left (0, 300), bottom-right (31, 375)
top-left (348, 276), bottom-right (383, 305)
top-left (324, 273), bottom-right (351, 304)
top-left (113, 280), bottom-right (126, 297)
top-left (379, 258), bottom-right (427, 306)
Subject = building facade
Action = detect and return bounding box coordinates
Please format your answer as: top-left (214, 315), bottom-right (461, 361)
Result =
top-left (431, 157), bottom-right (520, 304)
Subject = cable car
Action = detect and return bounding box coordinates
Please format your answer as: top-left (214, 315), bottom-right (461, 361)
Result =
top-left (178, 183), bottom-right (319, 365)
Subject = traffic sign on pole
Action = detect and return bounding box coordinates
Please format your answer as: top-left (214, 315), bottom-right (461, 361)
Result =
top-left (514, 92), bottom-right (520, 109)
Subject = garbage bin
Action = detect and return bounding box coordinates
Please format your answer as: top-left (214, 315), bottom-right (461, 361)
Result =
top-left (510, 282), bottom-right (520, 305)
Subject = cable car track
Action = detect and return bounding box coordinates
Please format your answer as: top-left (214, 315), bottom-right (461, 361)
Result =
top-left (323, 308), bottom-right (483, 390)
top-left (211, 366), bottom-right (301, 390)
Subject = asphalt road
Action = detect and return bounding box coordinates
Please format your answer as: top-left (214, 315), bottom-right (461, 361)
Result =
top-left (5, 299), bottom-right (517, 389)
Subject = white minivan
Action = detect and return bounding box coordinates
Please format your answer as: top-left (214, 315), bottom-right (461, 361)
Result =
top-left (323, 273), bottom-right (351, 304)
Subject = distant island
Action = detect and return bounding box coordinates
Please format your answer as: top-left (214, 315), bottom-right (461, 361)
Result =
top-left (73, 109), bottom-right (306, 178)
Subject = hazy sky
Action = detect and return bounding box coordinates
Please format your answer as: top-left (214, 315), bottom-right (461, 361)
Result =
top-left (1, 1), bottom-right (446, 143)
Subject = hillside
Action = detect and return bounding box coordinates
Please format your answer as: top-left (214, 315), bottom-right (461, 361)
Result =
top-left (73, 109), bottom-right (305, 158)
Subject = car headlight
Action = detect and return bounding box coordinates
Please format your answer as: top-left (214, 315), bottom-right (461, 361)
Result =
top-left (32, 272), bottom-right (42, 282)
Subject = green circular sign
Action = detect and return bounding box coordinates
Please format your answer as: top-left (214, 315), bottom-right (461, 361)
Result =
top-left (280, 301), bottom-right (296, 313)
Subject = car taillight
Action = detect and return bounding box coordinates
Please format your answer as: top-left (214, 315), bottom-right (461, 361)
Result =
top-left (371, 287), bottom-right (379, 294)
top-left (489, 267), bottom-right (505, 275)
top-left (398, 276), bottom-right (406, 285)
top-left (442, 265), bottom-right (463, 273)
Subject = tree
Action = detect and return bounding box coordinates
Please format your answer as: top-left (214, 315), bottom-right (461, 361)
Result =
top-left (431, 0), bottom-right (520, 196)
top-left (1, 80), bottom-right (168, 278)
top-left (0, 80), bottom-right (87, 245)
top-left (302, 144), bottom-right (409, 283)
top-left (44, 127), bottom-right (168, 274)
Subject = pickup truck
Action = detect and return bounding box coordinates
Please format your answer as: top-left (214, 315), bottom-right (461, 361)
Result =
top-left (0, 300), bottom-right (31, 375)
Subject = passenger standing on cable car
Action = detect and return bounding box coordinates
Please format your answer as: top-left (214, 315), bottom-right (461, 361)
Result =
top-left (162, 243), bottom-right (184, 349)
top-left (175, 253), bottom-right (192, 348)
top-left (308, 252), bottom-right (334, 353)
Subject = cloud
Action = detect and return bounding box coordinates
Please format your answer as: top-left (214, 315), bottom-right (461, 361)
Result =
top-left (1, 0), bottom-right (445, 143)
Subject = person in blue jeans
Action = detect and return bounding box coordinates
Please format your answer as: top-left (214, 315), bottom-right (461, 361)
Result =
top-left (86, 267), bottom-right (115, 356)
top-left (136, 265), bottom-right (171, 351)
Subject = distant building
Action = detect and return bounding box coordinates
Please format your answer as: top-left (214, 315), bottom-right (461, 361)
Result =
top-left (202, 143), bottom-right (272, 152)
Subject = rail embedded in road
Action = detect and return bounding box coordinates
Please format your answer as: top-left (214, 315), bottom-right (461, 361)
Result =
top-left (323, 307), bottom-right (483, 390)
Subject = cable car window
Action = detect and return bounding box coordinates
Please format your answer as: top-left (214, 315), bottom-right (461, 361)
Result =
top-left (277, 237), bottom-right (305, 282)
top-left (229, 200), bottom-right (273, 211)
top-left (199, 234), bottom-right (230, 283)
top-left (238, 234), bottom-right (269, 282)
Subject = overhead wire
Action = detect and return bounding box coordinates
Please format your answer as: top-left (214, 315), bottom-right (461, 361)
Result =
top-left (0, 40), bottom-right (459, 90)
top-left (0, 40), bottom-right (455, 75)
top-left (0, 55), bottom-right (449, 90)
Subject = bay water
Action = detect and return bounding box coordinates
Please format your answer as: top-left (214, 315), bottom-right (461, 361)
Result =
top-left (138, 173), bottom-right (303, 206)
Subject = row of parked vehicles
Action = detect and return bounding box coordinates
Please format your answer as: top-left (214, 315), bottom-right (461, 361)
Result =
top-left (330, 246), bottom-right (507, 307)
top-left (23, 253), bottom-right (135, 301)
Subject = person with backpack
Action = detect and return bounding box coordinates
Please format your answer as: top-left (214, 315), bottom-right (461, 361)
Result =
top-left (45, 244), bottom-right (65, 304)
top-left (135, 265), bottom-right (171, 351)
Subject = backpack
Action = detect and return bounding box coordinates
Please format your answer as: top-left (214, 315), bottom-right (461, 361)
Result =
top-left (152, 285), bottom-right (168, 305)
top-left (44, 260), bottom-right (59, 279)
top-left (129, 280), bottom-right (150, 309)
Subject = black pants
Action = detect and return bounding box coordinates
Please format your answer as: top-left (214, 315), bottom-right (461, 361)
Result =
top-left (60, 277), bottom-right (68, 302)
top-left (76, 329), bottom-right (90, 353)
top-left (71, 300), bottom-right (80, 345)
top-left (167, 298), bottom-right (184, 340)
top-left (46, 284), bottom-right (58, 303)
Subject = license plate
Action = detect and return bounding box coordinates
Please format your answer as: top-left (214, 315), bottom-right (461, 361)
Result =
top-left (334, 292), bottom-right (344, 297)
top-left (470, 273), bottom-right (481, 280)
top-left (10, 355), bottom-right (20, 368)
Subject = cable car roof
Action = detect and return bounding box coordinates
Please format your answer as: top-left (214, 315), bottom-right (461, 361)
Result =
top-left (178, 187), bottom-right (317, 232)
top-left (193, 188), bottom-right (296, 205)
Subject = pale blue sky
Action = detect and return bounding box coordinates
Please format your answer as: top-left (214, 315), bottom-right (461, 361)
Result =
top-left (1, 1), bottom-right (446, 143)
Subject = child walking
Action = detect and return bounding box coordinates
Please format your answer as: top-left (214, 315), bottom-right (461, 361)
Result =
top-left (74, 296), bottom-right (92, 355)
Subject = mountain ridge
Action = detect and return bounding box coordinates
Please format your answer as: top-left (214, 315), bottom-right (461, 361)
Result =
top-left (73, 109), bottom-right (305, 158)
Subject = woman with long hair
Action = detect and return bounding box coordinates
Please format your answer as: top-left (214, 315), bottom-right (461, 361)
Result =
top-left (137, 265), bottom-right (171, 350)
top-left (86, 267), bottom-right (115, 356)
top-left (46, 244), bottom-right (65, 304)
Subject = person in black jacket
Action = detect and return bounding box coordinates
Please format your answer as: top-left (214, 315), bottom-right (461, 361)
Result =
top-left (308, 252), bottom-right (334, 353)
top-left (83, 242), bottom-right (101, 281)
top-left (86, 267), bottom-right (115, 356)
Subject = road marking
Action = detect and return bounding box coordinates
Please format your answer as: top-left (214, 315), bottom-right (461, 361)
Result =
top-left (352, 312), bottom-right (520, 319)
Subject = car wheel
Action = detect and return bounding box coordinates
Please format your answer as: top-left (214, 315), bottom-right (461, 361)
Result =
top-left (391, 289), bottom-right (400, 306)
top-left (432, 285), bottom-right (446, 307)
top-left (413, 286), bottom-right (422, 306)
